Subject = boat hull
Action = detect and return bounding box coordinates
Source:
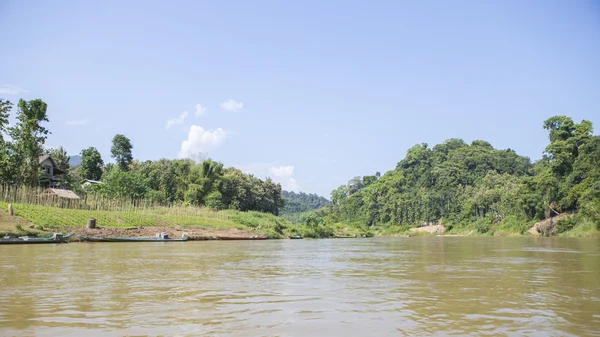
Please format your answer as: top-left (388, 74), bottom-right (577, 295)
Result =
top-left (0, 239), bottom-right (67, 244)
top-left (0, 233), bottom-right (73, 244)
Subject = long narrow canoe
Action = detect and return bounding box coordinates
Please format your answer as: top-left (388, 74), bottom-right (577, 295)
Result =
top-left (79, 236), bottom-right (188, 242)
top-left (0, 233), bottom-right (73, 244)
top-left (288, 236), bottom-right (304, 239)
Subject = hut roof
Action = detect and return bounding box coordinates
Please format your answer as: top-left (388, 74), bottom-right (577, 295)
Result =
top-left (41, 188), bottom-right (80, 200)
top-left (83, 179), bottom-right (103, 184)
top-left (39, 155), bottom-right (52, 164)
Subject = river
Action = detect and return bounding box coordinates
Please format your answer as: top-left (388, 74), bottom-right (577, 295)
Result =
top-left (1, 237), bottom-right (599, 336)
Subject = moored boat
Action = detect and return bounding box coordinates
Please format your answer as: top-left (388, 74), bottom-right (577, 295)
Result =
top-left (0, 233), bottom-right (73, 244)
top-left (288, 235), bottom-right (304, 239)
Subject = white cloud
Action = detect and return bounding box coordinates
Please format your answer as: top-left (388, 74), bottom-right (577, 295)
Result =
top-left (220, 99), bottom-right (244, 112)
top-left (194, 104), bottom-right (207, 117)
top-left (65, 120), bottom-right (87, 126)
top-left (268, 165), bottom-right (299, 191)
top-left (237, 162), bottom-right (274, 175)
top-left (0, 85), bottom-right (29, 95)
top-left (178, 125), bottom-right (227, 159)
top-left (166, 111), bottom-right (189, 129)
top-left (236, 162), bottom-right (300, 191)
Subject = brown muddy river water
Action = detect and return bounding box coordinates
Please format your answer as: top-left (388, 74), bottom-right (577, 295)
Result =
top-left (1, 237), bottom-right (599, 336)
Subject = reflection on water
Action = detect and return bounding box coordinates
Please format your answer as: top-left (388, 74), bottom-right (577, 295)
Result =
top-left (1, 237), bottom-right (599, 336)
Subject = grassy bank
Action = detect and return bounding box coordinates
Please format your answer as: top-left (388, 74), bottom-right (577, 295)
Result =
top-left (0, 202), bottom-right (377, 239)
top-left (0, 202), bottom-right (295, 238)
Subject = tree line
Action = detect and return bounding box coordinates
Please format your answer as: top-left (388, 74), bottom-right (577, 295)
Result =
top-left (280, 191), bottom-right (329, 214)
top-left (279, 190), bottom-right (330, 223)
top-left (323, 116), bottom-right (600, 233)
top-left (0, 98), bottom-right (284, 215)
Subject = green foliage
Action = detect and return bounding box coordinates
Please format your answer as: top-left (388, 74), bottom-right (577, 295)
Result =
top-left (295, 212), bottom-right (335, 238)
top-left (560, 219), bottom-right (600, 237)
top-left (204, 191), bottom-right (224, 209)
top-left (7, 99), bottom-right (50, 186)
top-left (111, 134), bottom-right (133, 171)
top-left (99, 168), bottom-right (148, 199)
top-left (224, 210), bottom-right (290, 238)
top-left (184, 183), bottom-right (204, 205)
top-left (474, 218), bottom-right (492, 234)
top-left (48, 146), bottom-right (70, 172)
top-left (556, 216), bottom-right (577, 234)
top-left (280, 190), bottom-right (329, 219)
top-left (61, 158), bottom-right (284, 215)
top-left (493, 215), bottom-right (530, 235)
top-left (328, 116), bottom-right (600, 236)
top-left (0, 99), bottom-right (10, 133)
top-left (377, 224), bottom-right (410, 236)
top-left (79, 147), bottom-right (104, 181)
top-left (0, 99), bottom-right (13, 184)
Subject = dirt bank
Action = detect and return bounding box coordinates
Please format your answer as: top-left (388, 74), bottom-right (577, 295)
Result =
top-left (528, 213), bottom-right (571, 236)
top-left (410, 224), bottom-right (446, 234)
top-left (0, 209), bottom-right (45, 235)
top-left (62, 226), bottom-right (266, 240)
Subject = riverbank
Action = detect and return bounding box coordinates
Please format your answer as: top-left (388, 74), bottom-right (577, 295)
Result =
top-left (2, 203), bottom-right (598, 239)
top-left (65, 226), bottom-right (267, 240)
top-left (0, 203), bottom-right (291, 239)
top-left (372, 221), bottom-right (600, 238)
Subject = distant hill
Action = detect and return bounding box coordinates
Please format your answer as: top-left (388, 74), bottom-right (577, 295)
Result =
top-left (281, 191), bottom-right (329, 215)
top-left (69, 155), bottom-right (81, 167)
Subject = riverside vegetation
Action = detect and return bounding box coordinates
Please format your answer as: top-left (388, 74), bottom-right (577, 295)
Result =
top-left (1, 98), bottom-right (598, 238)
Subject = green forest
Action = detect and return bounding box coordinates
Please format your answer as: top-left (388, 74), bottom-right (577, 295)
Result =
top-left (1, 97), bottom-right (599, 236)
top-left (317, 116), bottom-right (600, 235)
top-left (280, 191), bottom-right (329, 223)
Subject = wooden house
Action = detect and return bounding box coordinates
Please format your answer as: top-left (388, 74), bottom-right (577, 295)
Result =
top-left (39, 155), bottom-right (66, 188)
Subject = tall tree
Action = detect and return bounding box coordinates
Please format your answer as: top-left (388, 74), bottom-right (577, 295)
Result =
top-left (48, 146), bottom-right (71, 172)
top-left (8, 99), bottom-right (50, 186)
top-left (47, 146), bottom-right (72, 188)
top-left (111, 134), bottom-right (133, 171)
top-left (0, 99), bottom-right (13, 183)
top-left (0, 99), bottom-right (10, 134)
top-left (79, 147), bottom-right (104, 181)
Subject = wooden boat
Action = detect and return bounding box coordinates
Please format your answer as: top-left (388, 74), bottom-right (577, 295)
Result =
top-left (288, 235), bottom-right (304, 239)
top-left (79, 232), bottom-right (189, 242)
top-left (0, 233), bottom-right (73, 244)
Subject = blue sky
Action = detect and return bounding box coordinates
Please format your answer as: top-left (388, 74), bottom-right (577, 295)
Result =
top-left (1, 1), bottom-right (599, 197)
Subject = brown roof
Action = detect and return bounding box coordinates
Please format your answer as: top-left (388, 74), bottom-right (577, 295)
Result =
top-left (40, 188), bottom-right (80, 199)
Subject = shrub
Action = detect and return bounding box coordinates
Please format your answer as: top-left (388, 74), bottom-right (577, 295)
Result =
top-left (556, 216), bottom-right (577, 234)
top-left (474, 219), bottom-right (491, 234)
